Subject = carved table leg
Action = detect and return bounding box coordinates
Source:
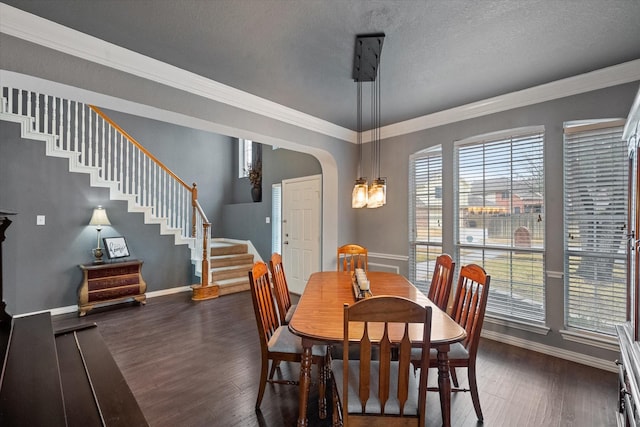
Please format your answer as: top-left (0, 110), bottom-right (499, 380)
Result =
top-left (297, 338), bottom-right (313, 426)
top-left (437, 345), bottom-right (452, 427)
top-left (318, 350), bottom-right (327, 419)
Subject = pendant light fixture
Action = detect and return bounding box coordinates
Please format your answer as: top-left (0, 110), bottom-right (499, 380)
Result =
top-left (352, 33), bottom-right (386, 209)
top-left (352, 80), bottom-right (368, 208)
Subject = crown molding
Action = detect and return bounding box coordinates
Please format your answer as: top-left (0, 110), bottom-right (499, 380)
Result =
top-left (0, 3), bottom-right (355, 142)
top-left (378, 59), bottom-right (640, 142)
top-left (2, 3), bottom-right (638, 144)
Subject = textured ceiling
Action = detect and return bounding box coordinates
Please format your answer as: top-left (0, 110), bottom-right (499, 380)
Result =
top-left (4, 0), bottom-right (640, 130)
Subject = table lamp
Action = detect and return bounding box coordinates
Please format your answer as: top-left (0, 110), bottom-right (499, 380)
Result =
top-left (89, 206), bottom-right (111, 264)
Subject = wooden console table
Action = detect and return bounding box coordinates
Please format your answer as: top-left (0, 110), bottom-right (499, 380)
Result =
top-left (78, 260), bottom-right (147, 316)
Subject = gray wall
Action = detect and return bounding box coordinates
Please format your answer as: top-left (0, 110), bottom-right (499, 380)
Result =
top-left (0, 112), bottom-right (233, 314)
top-left (355, 82), bottom-right (640, 363)
top-left (0, 33), bottom-right (356, 269)
top-left (221, 142), bottom-right (322, 260)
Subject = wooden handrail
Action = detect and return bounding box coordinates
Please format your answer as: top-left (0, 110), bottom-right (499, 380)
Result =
top-left (91, 104), bottom-right (213, 294)
top-left (89, 105), bottom-right (192, 192)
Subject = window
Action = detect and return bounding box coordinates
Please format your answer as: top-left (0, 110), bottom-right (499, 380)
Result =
top-left (409, 145), bottom-right (443, 294)
top-left (272, 183), bottom-right (282, 254)
top-left (455, 127), bottom-right (545, 324)
top-left (563, 119), bottom-right (627, 335)
top-left (238, 139), bottom-right (252, 178)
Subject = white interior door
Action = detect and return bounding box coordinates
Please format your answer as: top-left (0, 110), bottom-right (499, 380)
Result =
top-left (282, 175), bottom-right (322, 295)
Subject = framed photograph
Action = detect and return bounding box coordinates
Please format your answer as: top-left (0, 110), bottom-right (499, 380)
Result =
top-left (103, 236), bottom-right (130, 259)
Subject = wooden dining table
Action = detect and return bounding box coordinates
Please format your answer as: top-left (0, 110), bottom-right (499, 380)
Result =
top-left (288, 270), bottom-right (466, 427)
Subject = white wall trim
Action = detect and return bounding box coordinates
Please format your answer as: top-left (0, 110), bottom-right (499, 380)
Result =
top-left (13, 285), bottom-right (192, 319)
top-left (380, 60), bottom-right (640, 141)
top-left (484, 316), bottom-right (551, 335)
top-left (481, 329), bottom-right (618, 373)
top-left (559, 328), bottom-right (620, 353)
top-left (369, 262), bottom-right (400, 274)
top-left (368, 252), bottom-right (409, 262)
top-left (2, 3), bottom-right (639, 145)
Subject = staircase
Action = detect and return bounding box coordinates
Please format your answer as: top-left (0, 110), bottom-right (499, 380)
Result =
top-left (209, 240), bottom-right (255, 295)
top-left (0, 84), bottom-right (228, 299)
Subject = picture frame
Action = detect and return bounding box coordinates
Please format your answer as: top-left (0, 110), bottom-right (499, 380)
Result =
top-left (103, 236), bottom-right (130, 259)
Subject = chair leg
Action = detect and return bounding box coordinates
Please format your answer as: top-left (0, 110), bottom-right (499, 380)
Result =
top-left (331, 374), bottom-right (342, 427)
top-left (268, 359), bottom-right (280, 380)
top-left (256, 357), bottom-right (270, 409)
top-left (467, 364), bottom-right (483, 421)
top-left (450, 366), bottom-right (459, 387)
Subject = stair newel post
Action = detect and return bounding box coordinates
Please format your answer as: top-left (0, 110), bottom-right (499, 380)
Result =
top-left (191, 183), bottom-right (197, 237)
top-left (201, 222), bottom-right (210, 288)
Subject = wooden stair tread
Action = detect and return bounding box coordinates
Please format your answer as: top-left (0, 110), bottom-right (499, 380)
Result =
top-left (209, 242), bottom-right (248, 256)
top-left (211, 263), bottom-right (253, 272)
top-left (216, 277), bottom-right (250, 286)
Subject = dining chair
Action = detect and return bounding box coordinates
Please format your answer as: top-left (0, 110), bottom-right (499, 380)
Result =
top-left (427, 253), bottom-right (455, 312)
top-left (412, 263), bottom-right (490, 422)
top-left (248, 261), bottom-right (328, 413)
top-left (330, 296), bottom-right (432, 427)
top-left (337, 244), bottom-right (368, 272)
top-left (268, 252), bottom-right (296, 325)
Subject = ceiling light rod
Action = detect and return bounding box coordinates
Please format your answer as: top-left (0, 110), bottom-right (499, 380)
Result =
top-left (351, 33), bottom-right (386, 209)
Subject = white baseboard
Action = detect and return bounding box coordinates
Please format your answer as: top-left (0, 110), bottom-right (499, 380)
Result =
top-left (14, 285), bottom-right (193, 318)
top-left (481, 329), bottom-right (617, 373)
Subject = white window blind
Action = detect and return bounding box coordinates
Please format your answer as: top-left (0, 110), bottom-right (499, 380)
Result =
top-left (272, 184), bottom-right (282, 254)
top-left (409, 146), bottom-right (443, 294)
top-left (563, 119), bottom-right (627, 335)
top-left (455, 127), bottom-right (545, 323)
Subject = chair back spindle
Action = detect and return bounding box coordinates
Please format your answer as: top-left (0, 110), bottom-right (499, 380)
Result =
top-left (337, 244), bottom-right (368, 272)
top-left (269, 253), bottom-right (293, 325)
top-left (427, 254), bottom-right (455, 312)
top-left (332, 295), bottom-right (432, 426)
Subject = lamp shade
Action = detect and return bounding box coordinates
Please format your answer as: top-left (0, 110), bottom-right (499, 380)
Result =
top-left (352, 179), bottom-right (368, 208)
top-left (367, 179), bottom-right (386, 208)
top-left (89, 206), bottom-right (111, 227)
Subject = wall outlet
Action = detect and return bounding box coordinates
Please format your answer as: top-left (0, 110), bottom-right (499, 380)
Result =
top-left (36, 215), bottom-right (45, 225)
top-left (265, 216), bottom-right (270, 224)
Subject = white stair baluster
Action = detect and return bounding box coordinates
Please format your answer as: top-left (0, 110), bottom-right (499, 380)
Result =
top-left (35, 92), bottom-right (40, 132)
top-left (170, 178), bottom-right (174, 227)
top-left (94, 110), bottom-right (100, 169)
top-left (69, 100), bottom-right (74, 154)
top-left (136, 147), bottom-right (140, 204)
top-left (125, 136), bottom-right (130, 194)
top-left (119, 134), bottom-right (124, 191)
top-left (87, 107), bottom-right (93, 167)
top-left (44, 95), bottom-right (49, 136)
top-left (153, 163), bottom-right (158, 216)
top-left (18, 89), bottom-right (23, 116)
top-left (106, 125), bottom-right (112, 182)
top-left (100, 117), bottom-right (106, 179)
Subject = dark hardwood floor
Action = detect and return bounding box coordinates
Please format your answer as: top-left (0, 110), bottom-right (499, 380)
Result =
top-left (52, 291), bottom-right (618, 427)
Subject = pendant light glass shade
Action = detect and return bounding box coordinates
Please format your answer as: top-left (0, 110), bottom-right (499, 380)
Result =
top-left (367, 178), bottom-right (386, 208)
top-left (352, 178), bottom-right (369, 208)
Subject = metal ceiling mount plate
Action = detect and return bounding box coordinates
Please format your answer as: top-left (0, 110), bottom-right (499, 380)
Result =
top-left (353, 34), bottom-right (385, 82)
